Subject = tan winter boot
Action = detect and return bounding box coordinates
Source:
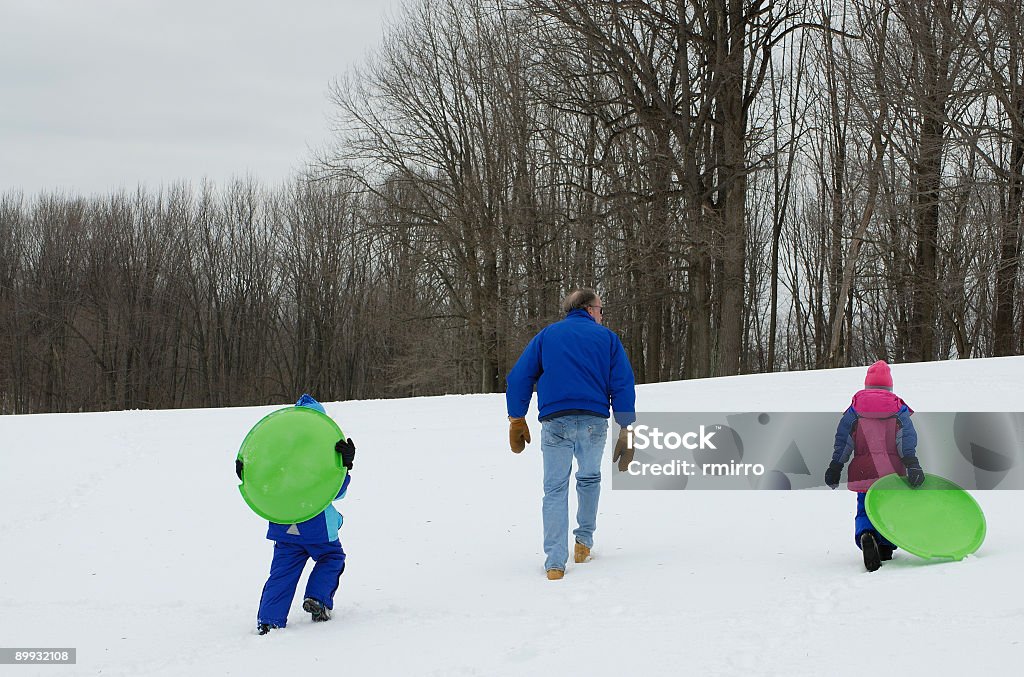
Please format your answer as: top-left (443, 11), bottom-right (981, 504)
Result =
top-left (546, 568), bottom-right (564, 580)
top-left (574, 540), bottom-right (591, 563)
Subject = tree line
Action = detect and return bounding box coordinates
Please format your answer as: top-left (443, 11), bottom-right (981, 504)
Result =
top-left (2, 0), bottom-right (1022, 414)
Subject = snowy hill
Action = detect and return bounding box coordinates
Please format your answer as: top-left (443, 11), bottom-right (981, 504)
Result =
top-left (2, 357), bottom-right (1023, 675)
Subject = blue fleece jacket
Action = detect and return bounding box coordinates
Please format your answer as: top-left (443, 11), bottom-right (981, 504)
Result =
top-left (506, 309), bottom-right (636, 426)
top-left (267, 473), bottom-right (351, 544)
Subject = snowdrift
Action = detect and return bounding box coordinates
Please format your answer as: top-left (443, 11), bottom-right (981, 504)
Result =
top-left (2, 357), bottom-right (1022, 675)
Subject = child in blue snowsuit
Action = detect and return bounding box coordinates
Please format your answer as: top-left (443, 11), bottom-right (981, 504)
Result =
top-left (244, 394), bottom-right (356, 634)
top-left (824, 361), bottom-right (925, 571)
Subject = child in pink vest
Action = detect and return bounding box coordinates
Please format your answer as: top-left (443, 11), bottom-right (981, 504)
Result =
top-left (825, 361), bottom-right (925, 571)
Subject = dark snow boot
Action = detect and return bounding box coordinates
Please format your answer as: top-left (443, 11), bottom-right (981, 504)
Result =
top-left (861, 532), bottom-right (881, 572)
top-left (257, 623), bottom-right (279, 635)
top-left (879, 543), bottom-right (894, 561)
top-left (303, 597), bottom-right (331, 622)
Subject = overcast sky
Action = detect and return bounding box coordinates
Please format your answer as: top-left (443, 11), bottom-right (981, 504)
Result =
top-left (1, 0), bottom-right (397, 195)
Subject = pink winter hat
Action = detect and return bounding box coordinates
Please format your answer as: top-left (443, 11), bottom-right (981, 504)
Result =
top-left (864, 360), bottom-right (893, 389)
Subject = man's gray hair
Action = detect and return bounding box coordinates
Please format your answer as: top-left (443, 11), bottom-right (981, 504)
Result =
top-left (562, 288), bottom-right (599, 314)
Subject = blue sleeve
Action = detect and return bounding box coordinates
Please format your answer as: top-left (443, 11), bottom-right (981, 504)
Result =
top-left (334, 473), bottom-right (351, 500)
top-left (896, 407), bottom-right (917, 458)
top-left (506, 332), bottom-right (543, 418)
top-left (832, 407), bottom-right (857, 464)
top-left (609, 334), bottom-right (636, 427)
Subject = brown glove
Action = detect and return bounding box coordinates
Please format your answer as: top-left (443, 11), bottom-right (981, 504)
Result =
top-left (509, 416), bottom-right (531, 453)
top-left (612, 428), bottom-right (634, 471)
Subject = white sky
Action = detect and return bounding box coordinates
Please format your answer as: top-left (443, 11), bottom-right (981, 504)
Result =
top-left (0, 0), bottom-right (397, 195)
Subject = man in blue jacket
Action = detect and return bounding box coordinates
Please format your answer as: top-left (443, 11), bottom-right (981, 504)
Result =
top-left (506, 289), bottom-right (636, 580)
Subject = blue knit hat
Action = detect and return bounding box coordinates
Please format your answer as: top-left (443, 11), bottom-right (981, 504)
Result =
top-left (295, 393), bottom-right (326, 414)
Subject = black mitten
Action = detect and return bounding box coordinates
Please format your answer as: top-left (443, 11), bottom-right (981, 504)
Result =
top-left (903, 456), bottom-right (925, 488)
top-left (235, 458), bottom-right (243, 481)
top-left (336, 438), bottom-right (356, 470)
top-left (824, 461), bottom-right (843, 489)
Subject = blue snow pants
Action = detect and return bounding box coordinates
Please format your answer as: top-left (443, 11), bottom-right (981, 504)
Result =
top-left (855, 493), bottom-right (896, 550)
top-left (257, 540), bottom-right (346, 627)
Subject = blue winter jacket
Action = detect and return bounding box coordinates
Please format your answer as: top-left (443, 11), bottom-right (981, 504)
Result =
top-left (506, 309), bottom-right (636, 426)
top-left (831, 389), bottom-right (919, 466)
top-left (267, 473), bottom-right (351, 544)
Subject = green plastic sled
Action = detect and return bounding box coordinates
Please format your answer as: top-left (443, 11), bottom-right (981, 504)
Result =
top-left (237, 406), bottom-right (347, 524)
top-left (864, 473), bottom-right (986, 561)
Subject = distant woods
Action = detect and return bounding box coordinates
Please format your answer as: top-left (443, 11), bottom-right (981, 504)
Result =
top-left (3, 0), bottom-right (1024, 414)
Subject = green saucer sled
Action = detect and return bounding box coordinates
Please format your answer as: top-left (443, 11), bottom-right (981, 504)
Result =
top-left (865, 473), bottom-right (986, 561)
top-left (237, 406), bottom-right (347, 524)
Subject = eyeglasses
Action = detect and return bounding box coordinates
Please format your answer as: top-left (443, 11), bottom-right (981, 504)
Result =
top-left (587, 305), bottom-right (604, 316)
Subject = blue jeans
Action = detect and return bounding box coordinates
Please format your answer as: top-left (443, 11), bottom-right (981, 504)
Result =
top-left (854, 493), bottom-right (895, 550)
top-left (257, 540), bottom-right (346, 627)
top-left (541, 414), bottom-right (608, 571)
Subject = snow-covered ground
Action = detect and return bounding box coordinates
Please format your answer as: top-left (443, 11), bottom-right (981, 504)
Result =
top-left (2, 357), bottom-right (1023, 675)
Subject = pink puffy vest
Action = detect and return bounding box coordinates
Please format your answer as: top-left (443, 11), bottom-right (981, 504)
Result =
top-left (846, 389), bottom-right (910, 492)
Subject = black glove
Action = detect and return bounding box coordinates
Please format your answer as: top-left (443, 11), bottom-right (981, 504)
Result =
top-left (903, 456), bottom-right (925, 488)
top-left (336, 437), bottom-right (356, 470)
top-left (824, 461), bottom-right (843, 489)
top-left (235, 458), bottom-right (243, 481)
